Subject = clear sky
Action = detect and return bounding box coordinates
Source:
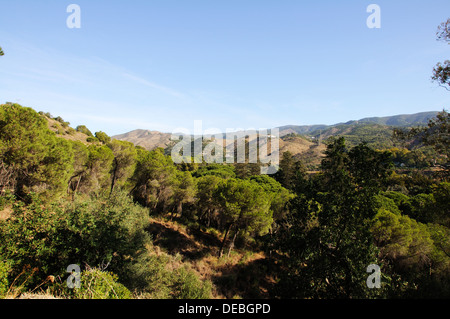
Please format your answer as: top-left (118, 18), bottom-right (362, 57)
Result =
top-left (1, 0), bottom-right (449, 136)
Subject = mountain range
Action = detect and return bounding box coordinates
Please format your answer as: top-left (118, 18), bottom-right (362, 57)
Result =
top-left (112, 111), bottom-right (439, 152)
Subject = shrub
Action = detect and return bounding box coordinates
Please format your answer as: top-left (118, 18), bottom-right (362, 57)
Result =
top-left (76, 125), bottom-right (93, 137)
top-left (86, 136), bottom-right (99, 143)
top-left (123, 251), bottom-right (174, 299)
top-left (95, 131), bottom-right (111, 144)
top-left (0, 190), bottom-right (150, 292)
top-left (0, 260), bottom-right (11, 298)
top-left (71, 268), bottom-right (131, 299)
top-left (171, 266), bottom-right (212, 299)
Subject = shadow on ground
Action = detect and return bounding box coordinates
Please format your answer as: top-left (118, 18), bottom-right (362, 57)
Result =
top-left (211, 257), bottom-right (278, 299)
top-left (146, 221), bottom-right (220, 261)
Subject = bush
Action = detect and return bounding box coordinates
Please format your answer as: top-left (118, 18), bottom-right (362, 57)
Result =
top-left (95, 131), bottom-right (111, 144)
top-left (71, 268), bottom-right (131, 299)
top-left (0, 190), bottom-right (150, 292)
top-left (123, 251), bottom-right (174, 299)
top-left (86, 136), bottom-right (99, 143)
top-left (171, 266), bottom-right (212, 299)
top-left (76, 125), bottom-right (93, 137)
top-left (0, 260), bottom-right (10, 298)
top-left (123, 247), bottom-right (212, 299)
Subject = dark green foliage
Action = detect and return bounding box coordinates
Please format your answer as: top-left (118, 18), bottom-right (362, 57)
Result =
top-left (195, 175), bottom-right (222, 228)
top-left (273, 151), bottom-right (306, 191)
top-left (371, 195), bottom-right (450, 297)
top-left (95, 131), bottom-right (111, 144)
top-left (124, 251), bottom-right (213, 299)
top-left (82, 145), bottom-right (114, 192)
top-left (271, 138), bottom-right (393, 298)
top-left (316, 123), bottom-right (396, 149)
top-left (72, 268), bottom-right (131, 299)
top-left (432, 19), bottom-right (450, 91)
top-left (130, 148), bottom-right (178, 212)
top-left (249, 175), bottom-right (293, 221)
top-left (0, 261), bottom-right (10, 298)
top-left (170, 266), bottom-right (212, 299)
top-left (432, 60), bottom-right (450, 90)
top-left (76, 125), bottom-right (93, 137)
top-left (0, 104), bottom-right (74, 200)
top-left (86, 136), bottom-right (99, 143)
top-left (53, 116), bottom-right (70, 127)
top-left (192, 164), bottom-right (236, 179)
top-left (215, 178), bottom-right (272, 257)
top-left (0, 104), bottom-right (449, 299)
top-left (107, 139), bottom-right (137, 194)
top-left (172, 268), bottom-right (212, 299)
top-left (0, 190), bottom-right (150, 293)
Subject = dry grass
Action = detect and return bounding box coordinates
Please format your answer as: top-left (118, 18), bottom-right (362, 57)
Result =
top-left (45, 117), bottom-right (91, 144)
top-left (15, 292), bottom-right (60, 299)
top-left (146, 215), bottom-right (275, 299)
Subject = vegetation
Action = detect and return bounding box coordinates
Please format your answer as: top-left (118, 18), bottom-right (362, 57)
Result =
top-left (432, 18), bottom-right (450, 91)
top-left (0, 103), bottom-right (448, 299)
top-left (0, 19), bottom-right (448, 299)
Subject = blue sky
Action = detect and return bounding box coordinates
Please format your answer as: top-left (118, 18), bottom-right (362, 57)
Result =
top-left (0, 0), bottom-right (449, 136)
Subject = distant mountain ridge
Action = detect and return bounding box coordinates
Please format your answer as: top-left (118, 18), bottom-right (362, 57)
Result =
top-left (113, 111), bottom-right (439, 151)
top-left (278, 111), bottom-right (439, 137)
top-left (112, 129), bottom-right (173, 150)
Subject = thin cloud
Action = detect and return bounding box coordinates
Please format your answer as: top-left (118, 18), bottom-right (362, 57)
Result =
top-left (122, 73), bottom-right (185, 98)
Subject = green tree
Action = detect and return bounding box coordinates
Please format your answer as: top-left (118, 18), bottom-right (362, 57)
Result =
top-left (107, 140), bottom-right (137, 195)
top-left (72, 268), bottom-right (131, 299)
top-left (0, 47), bottom-right (4, 56)
top-left (193, 163), bottom-right (236, 179)
top-left (0, 190), bottom-right (150, 292)
top-left (67, 140), bottom-right (89, 195)
top-left (130, 148), bottom-right (178, 212)
top-left (432, 18), bottom-right (450, 91)
top-left (0, 104), bottom-right (74, 200)
top-left (272, 138), bottom-right (392, 298)
top-left (249, 174), bottom-right (293, 222)
top-left (274, 151), bottom-right (306, 191)
top-left (370, 199), bottom-right (450, 297)
top-left (170, 170), bottom-right (196, 218)
top-left (215, 178), bottom-right (272, 257)
top-left (76, 125), bottom-right (93, 137)
top-left (79, 145), bottom-right (114, 193)
top-left (95, 131), bottom-right (111, 144)
top-left (393, 110), bottom-right (449, 177)
top-left (195, 175), bottom-right (222, 227)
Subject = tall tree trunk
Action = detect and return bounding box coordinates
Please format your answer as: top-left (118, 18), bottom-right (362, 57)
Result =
top-left (227, 228), bottom-right (240, 257)
top-left (177, 201), bottom-right (183, 217)
top-left (110, 158), bottom-right (118, 196)
top-left (219, 223), bottom-right (233, 258)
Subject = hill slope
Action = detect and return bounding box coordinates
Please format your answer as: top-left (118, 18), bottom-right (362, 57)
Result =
top-left (113, 129), bottom-right (173, 150)
top-left (112, 112), bottom-right (438, 162)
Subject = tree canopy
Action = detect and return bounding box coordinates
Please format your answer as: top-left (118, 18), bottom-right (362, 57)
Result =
top-left (432, 18), bottom-right (450, 91)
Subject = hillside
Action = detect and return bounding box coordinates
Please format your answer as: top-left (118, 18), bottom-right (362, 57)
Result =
top-left (44, 116), bottom-right (91, 144)
top-left (1, 103), bottom-right (448, 301)
top-left (113, 129), bottom-right (173, 150)
top-left (280, 111), bottom-right (438, 136)
top-left (112, 111), bottom-right (438, 167)
top-left (344, 111), bottom-right (439, 126)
